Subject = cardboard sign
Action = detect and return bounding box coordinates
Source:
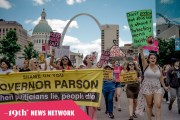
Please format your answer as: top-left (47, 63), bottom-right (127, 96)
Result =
top-left (103, 70), bottom-right (113, 80)
top-left (127, 9), bottom-right (153, 47)
top-left (120, 72), bottom-right (137, 84)
top-left (49, 32), bottom-right (61, 47)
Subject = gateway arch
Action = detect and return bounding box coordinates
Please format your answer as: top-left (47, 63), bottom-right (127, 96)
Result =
top-left (59, 13), bottom-right (102, 48)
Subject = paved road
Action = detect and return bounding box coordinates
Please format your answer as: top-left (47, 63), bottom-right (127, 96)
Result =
top-left (97, 91), bottom-right (179, 120)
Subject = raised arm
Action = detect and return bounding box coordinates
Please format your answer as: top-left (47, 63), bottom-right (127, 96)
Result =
top-left (49, 48), bottom-right (59, 69)
top-left (139, 47), bottom-right (148, 69)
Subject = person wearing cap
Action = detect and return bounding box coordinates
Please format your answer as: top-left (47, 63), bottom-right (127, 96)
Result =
top-left (102, 64), bottom-right (115, 119)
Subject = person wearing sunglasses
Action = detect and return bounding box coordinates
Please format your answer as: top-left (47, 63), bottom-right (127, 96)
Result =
top-left (59, 56), bottom-right (73, 70)
top-left (167, 59), bottom-right (180, 114)
top-left (29, 58), bottom-right (47, 71)
top-left (126, 62), bottom-right (141, 120)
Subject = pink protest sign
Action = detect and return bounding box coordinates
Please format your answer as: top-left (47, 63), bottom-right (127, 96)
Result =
top-left (49, 32), bottom-right (61, 47)
top-left (97, 50), bottom-right (110, 68)
top-left (110, 45), bottom-right (125, 57)
top-left (143, 39), bottom-right (158, 51)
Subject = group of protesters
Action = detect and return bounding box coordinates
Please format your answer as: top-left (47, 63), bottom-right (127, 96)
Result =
top-left (0, 47), bottom-right (180, 120)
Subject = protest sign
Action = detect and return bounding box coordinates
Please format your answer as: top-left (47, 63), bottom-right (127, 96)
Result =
top-left (143, 39), bottom-right (159, 52)
top-left (175, 38), bottom-right (180, 51)
top-left (97, 50), bottom-right (110, 68)
top-left (120, 72), bottom-right (137, 84)
top-left (103, 70), bottom-right (113, 80)
top-left (127, 9), bottom-right (153, 46)
top-left (0, 69), bottom-right (103, 107)
top-left (110, 45), bottom-right (125, 58)
top-left (49, 32), bottom-right (61, 47)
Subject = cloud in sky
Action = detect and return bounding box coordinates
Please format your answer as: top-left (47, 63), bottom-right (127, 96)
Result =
top-left (0, 0), bottom-right (12, 9)
top-left (66, 0), bottom-right (86, 5)
top-left (63, 36), bottom-right (101, 60)
top-left (32, 0), bottom-right (51, 6)
top-left (122, 25), bottom-right (130, 31)
top-left (25, 17), bottom-right (79, 33)
top-left (160, 0), bottom-right (173, 4)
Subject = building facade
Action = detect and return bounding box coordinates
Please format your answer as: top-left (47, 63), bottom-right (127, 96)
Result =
top-left (157, 24), bottom-right (180, 39)
top-left (120, 44), bottom-right (138, 61)
top-left (101, 24), bottom-right (119, 52)
top-left (32, 9), bottom-right (52, 53)
top-left (0, 19), bottom-right (29, 58)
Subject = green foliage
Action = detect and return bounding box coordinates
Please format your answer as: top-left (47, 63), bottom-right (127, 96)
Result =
top-left (0, 30), bottom-right (21, 65)
top-left (23, 42), bottom-right (39, 60)
top-left (158, 38), bottom-right (178, 66)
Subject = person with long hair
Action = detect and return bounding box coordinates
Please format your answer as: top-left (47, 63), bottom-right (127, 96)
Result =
top-left (83, 55), bottom-right (97, 120)
top-left (136, 48), bottom-right (168, 120)
top-left (29, 58), bottom-right (47, 71)
top-left (126, 62), bottom-right (141, 120)
top-left (0, 59), bottom-right (13, 74)
top-left (59, 56), bottom-right (73, 70)
top-left (19, 60), bottom-right (31, 72)
top-left (162, 64), bottom-right (171, 103)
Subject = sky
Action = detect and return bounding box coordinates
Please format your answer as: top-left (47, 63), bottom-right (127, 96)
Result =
top-left (0, 0), bottom-right (158, 57)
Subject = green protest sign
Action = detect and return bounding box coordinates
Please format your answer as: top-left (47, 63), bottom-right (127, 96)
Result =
top-left (127, 9), bottom-right (153, 47)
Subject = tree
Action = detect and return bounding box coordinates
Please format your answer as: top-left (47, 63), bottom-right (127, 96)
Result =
top-left (23, 42), bottom-right (39, 60)
top-left (158, 38), bottom-right (179, 66)
top-left (0, 30), bottom-right (21, 65)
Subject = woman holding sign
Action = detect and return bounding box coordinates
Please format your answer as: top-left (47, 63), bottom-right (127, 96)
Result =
top-left (83, 55), bottom-right (97, 120)
top-left (125, 62), bottom-right (141, 120)
top-left (102, 64), bottom-right (115, 119)
top-left (136, 47), bottom-right (168, 120)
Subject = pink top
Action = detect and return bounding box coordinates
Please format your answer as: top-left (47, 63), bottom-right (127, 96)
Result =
top-left (114, 66), bottom-right (123, 82)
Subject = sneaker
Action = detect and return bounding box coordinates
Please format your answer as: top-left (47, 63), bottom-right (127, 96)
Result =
top-left (168, 103), bottom-right (172, 111)
top-left (109, 113), bottom-right (114, 119)
top-left (133, 113), bottom-right (137, 118)
top-left (105, 111), bottom-right (108, 114)
top-left (166, 101), bottom-right (170, 104)
top-left (97, 107), bottom-right (101, 111)
top-left (152, 113), bottom-right (155, 117)
top-left (115, 96), bottom-right (117, 102)
top-left (129, 116), bottom-right (133, 120)
top-left (118, 108), bottom-right (122, 111)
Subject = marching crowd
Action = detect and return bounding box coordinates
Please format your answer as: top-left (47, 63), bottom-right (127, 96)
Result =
top-left (0, 47), bottom-right (180, 120)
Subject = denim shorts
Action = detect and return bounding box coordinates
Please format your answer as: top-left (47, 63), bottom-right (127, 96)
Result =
top-left (115, 82), bottom-right (122, 88)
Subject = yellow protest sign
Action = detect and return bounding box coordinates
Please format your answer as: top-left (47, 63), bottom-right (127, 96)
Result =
top-left (39, 53), bottom-right (44, 62)
top-left (103, 70), bottom-right (113, 80)
top-left (120, 72), bottom-right (137, 84)
top-left (0, 69), bottom-right (103, 107)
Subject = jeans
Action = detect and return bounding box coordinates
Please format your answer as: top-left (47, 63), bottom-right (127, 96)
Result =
top-left (170, 87), bottom-right (180, 110)
top-left (102, 90), bottom-right (115, 113)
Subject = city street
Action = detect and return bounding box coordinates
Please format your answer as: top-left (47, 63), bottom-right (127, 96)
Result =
top-left (97, 91), bottom-right (179, 120)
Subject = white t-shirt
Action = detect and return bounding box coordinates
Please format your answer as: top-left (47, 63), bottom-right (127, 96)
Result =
top-left (0, 69), bottom-right (14, 74)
